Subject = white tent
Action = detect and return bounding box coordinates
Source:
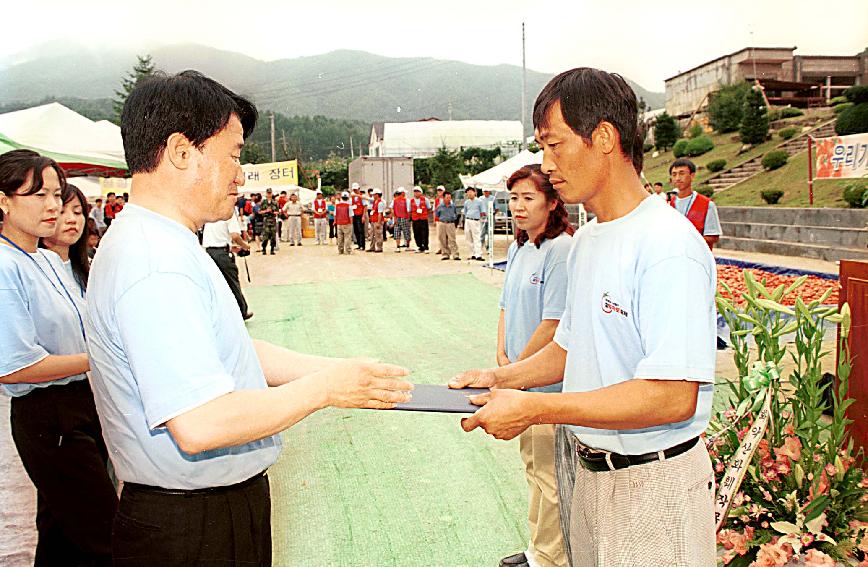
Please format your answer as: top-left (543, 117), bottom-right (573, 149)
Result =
top-left (459, 149), bottom-right (543, 191)
top-left (375, 120), bottom-right (523, 158)
top-left (0, 103), bottom-right (127, 175)
top-left (65, 176), bottom-right (132, 200)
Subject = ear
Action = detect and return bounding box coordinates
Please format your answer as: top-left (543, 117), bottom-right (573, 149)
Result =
top-left (0, 192), bottom-right (9, 216)
top-left (164, 132), bottom-right (196, 170)
top-left (592, 121), bottom-right (619, 155)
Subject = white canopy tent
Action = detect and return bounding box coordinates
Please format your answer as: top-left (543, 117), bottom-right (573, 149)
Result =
top-left (459, 149), bottom-right (543, 191)
top-left (0, 103), bottom-right (127, 175)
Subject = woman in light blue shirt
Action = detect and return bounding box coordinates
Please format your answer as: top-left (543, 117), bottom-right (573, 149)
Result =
top-left (497, 164), bottom-right (574, 567)
top-left (0, 150), bottom-right (116, 566)
top-left (41, 182), bottom-right (91, 296)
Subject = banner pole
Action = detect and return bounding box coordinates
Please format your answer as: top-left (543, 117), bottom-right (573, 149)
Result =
top-left (807, 136), bottom-right (814, 206)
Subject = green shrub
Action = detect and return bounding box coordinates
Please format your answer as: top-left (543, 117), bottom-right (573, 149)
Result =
top-left (836, 103), bottom-right (868, 135)
top-left (741, 88), bottom-right (770, 144)
top-left (707, 159), bottom-right (727, 172)
top-left (778, 127), bottom-right (798, 140)
top-left (842, 183), bottom-right (867, 208)
top-left (685, 135), bottom-right (714, 157)
top-left (695, 185), bottom-right (715, 198)
top-left (672, 139), bottom-right (689, 158)
top-left (761, 189), bottom-right (784, 205)
top-left (767, 107), bottom-right (804, 121)
top-left (688, 123), bottom-right (704, 138)
top-left (643, 142), bottom-right (654, 153)
top-left (830, 96), bottom-right (848, 106)
top-left (708, 83), bottom-right (750, 133)
top-left (834, 102), bottom-right (854, 114)
top-left (844, 85), bottom-right (868, 104)
top-left (761, 150), bottom-right (789, 170)
top-left (653, 112), bottom-right (681, 151)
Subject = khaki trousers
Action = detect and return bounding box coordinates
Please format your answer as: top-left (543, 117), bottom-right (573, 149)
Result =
top-left (287, 216), bottom-right (302, 244)
top-left (464, 218), bottom-right (482, 257)
top-left (314, 218), bottom-right (328, 244)
top-left (438, 222), bottom-right (459, 258)
top-left (370, 221), bottom-right (384, 251)
top-left (519, 424), bottom-right (568, 567)
top-left (337, 224), bottom-right (353, 254)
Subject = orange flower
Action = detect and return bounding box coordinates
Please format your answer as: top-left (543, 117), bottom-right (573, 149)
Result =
top-left (803, 549), bottom-right (835, 567)
top-left (752, 541), bottom-right (792, 567)
top-left (775, 437), bottom-right (802, 462)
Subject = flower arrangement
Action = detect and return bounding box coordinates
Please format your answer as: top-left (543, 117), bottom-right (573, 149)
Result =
top-left (711, 270), bottom-right (867, 566)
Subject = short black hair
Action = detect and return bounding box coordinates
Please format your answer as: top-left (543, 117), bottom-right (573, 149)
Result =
top-left (653, 182), bottom-right (664, 187)
top-left (533, 67), bottom-right (643, 174)
top-left (121, 70), bottom-right (258, 174)
top-left (0, 149), bottom-right (66, 206)
top-left (466, 187), bottom-right (476, 193)
top-left (669, 158), bottom-right (696, 174)
top-left (106, 192), bottom-right (115, 197)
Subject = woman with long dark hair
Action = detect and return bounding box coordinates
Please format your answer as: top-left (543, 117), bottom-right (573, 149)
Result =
top-left (41, 182), bottom-right (90, 294)
top-left (0, 149), bottom-right (116, 566)
top-left (497, 164), bottom-right (574, 567)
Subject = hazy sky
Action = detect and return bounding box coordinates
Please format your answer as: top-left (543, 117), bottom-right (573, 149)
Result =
top-left (4, 0), bottom-right (867, 91)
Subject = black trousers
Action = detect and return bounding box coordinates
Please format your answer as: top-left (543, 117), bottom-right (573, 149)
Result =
top-left (113, 473), bottom-right (271, 566)
top-left (352, 215), bottom-right (365, 248)
top-left (328, 218), bottom-right (336, 239)
top-left (412, 219), bottom-right (429, 251)
top-left (206, 246), bottom-right (249, 316)
top-left (10, 380), bottom-right (117, 567)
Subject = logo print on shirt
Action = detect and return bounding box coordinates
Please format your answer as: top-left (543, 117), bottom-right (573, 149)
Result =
top-left (529, 273), bottom-right (542, 285)
top-left (601, 292), bottom-right (629, 317)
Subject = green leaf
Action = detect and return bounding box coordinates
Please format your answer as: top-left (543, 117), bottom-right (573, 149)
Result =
top-left (803, 495), bottom-right (829, 522)
top-left (754, 298), bottom-right (796, 316)
top-left (771, 284), bottom-right (786, 301)
top-left (770, 521), bottom-right (800, 535)
top-left (784, 275), bottom-right (809, 295)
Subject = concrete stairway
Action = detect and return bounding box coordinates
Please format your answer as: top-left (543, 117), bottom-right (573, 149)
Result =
top-left (717, 207), bottom-right (868, 262)
top-left (706, 120), bottom-right (837, 193)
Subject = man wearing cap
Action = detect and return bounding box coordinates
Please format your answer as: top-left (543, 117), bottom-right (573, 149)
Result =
top-left (433, 185), bottom-right (445, 254)
top-left (367, 188), bottom-right (386, 253)
top-left (434, 191), bottom-right (460, 260)
top-left (259, 188), bottom-right (279, 255)
top-left (463, 187), bottom-right (484, 261)
top-left (335, 191), bottom-right (354, 255)
top-left (365, 188), bottom-right (375, 243)
top-left (410, 186), bottom-right (431, 253)
top-left (389, 187), bottom-right (411, 252)
top-left (281, 192), bottom-right (303, 246)
top-left (350, 183), bottom-right (366, 250)
top-left (312, 190), bottom-right (328, 245)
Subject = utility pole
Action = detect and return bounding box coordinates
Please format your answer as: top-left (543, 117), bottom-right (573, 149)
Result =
top-left (270, 112), bottom-right (276, 162)
top-left (448, 101), bottom-right (453, 121)
top-left (350, 134), bottom-right (354, 160)
top-left (521, 22), bottom-right (527, 150)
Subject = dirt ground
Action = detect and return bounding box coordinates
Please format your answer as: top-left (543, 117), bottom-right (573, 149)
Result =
top-left (0, 227), bottom-right (842, 565)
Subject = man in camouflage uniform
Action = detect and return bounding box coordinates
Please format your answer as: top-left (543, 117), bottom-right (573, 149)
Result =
top-left (260, 188), bottom-right (279, 255)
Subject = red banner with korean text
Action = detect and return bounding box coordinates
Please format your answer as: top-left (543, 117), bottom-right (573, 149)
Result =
top-left (814, 133), bottom-right (868, 179)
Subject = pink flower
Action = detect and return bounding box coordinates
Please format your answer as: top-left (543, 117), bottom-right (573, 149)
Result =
top-left (800, 533), bottom-right (814, 547)
top-left (783, 424), bottom-right (795, 436)
top-left (752, 541), bottom-right (792, 567)
top-left (824, 463), bottom-right (837, 477)
top-left (724, 407), bottom-right (737, 420)
top-left (716, 461), bottom-right (725, 473)
top-left (775, 461), bottom-right (791, 475)
top-left (775, 437), bottom-right (802, 462)
top-left (859, 530), bottom-right (868, 553)
top-left (757, 439), bottom-right (771, 459)
top-left (813, 453), bottom-right (822, 463)
top-left (803, 549), bottom-right (835, 567)
top-left (762, 468), bottom-right (779, 483)
top-left (761, 489), bottom-right (773, 501)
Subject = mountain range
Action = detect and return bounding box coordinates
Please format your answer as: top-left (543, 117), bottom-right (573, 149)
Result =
top-left (0, 43), bottom-right (664, 125)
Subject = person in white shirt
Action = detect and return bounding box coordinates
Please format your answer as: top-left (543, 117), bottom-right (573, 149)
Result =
top-left (451, 68), bottom-right (717, 567)
top-left (281, 192), bottom-right (303, 246)
top-left (203, 209), bottom-right (252, 320)
top-left (89, 197), bottom-right (107, 235)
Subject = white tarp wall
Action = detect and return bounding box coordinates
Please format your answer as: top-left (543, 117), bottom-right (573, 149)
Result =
top-left (459, 149), bottom-right (543, 191)
top-left (380, 120), bottom-right (523, 158)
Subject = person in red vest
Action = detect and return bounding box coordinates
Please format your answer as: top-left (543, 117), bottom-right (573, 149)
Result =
top-left (334, 191), bottom-right (354, 255)
top-left (410, 186), bottom-right (431, 253)
top-left (389, 187), bottom-right (411, 251)
top-left (366, 188), bottom-right (386, 253)
top-left (433, 185), bottom-right (445, 254)
top-left (350, 183), bottom-right (366, 250)
top-left (277, 190), bottom-right (288, 242)
top-left (104, 192), bottom-right (117, 228)
top-left (312, 190), bottom-right (328, 245)
top-left (669, 158), bottom-right (722, 250)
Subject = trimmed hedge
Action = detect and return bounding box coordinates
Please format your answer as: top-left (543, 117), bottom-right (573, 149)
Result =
top-left (707, 159), bottom-right (727, 173)
top-left (643, 142), bottom-right (654, 153)
top-left (843, 183), bottom-right (867, 208)
top-left (830, 96), bottom-right (848, 106)
top-left (844, 85), bottom-right (868, 104)
top-left (672, 139), bottom-right (689, 158)
top-left (836, 103), bottom-right (868, 135)
top-left (688, 124), bottom-right (704, 139)
top-left (778, 127), bottom-right (798, 140)
top-left (762, 150), bottom-right (789, 170)
top-left (768, 107), bottom-right (804, 121)
top-left (834, 102), bottom-right (854, 114)
top-left (695, 185), bottom-right (715, 198)
top-left (761, 189), bottom-right (784, 205)
top-left (685, 135), bottom-right (714, 157)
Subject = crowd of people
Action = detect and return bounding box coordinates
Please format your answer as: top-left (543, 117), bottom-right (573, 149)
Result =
top-left (0, 66), bottom-right (725, 567)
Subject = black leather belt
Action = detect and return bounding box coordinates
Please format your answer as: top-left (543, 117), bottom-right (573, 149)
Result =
top-left (439, 220), bottom-right (456, 224)
top-left (205, 245), bottom-right (229, 251)
top-left (123, 470), bottom-right (267, 497)
top-left (577, 437), bottom-right (699, 472)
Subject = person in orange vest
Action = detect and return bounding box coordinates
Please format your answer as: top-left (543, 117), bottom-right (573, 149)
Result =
top-left (389, 187), bottom-right (412, 251)
top-left (312, 190), bottom-right (328, 245)
top-left (334, 191), bottom-right (354, 255)
top-left (350, 183), bottom-right (366, 250)
top-left (410, 186), bottom-right (431, 253)
top-left (366, 188), bottom-right (386, 253)
top-left (668, 159), bottom-right (722, 250)
top-left (434, 185), bottom-right (445, 254)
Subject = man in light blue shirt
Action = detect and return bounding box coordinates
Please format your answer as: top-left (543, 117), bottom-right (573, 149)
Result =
top-left (452, 68), bottom-right (716, 566)
top-left (462, 187), bottom-right (485, 260)
top-left (86, 70), bottom-right (412, 566)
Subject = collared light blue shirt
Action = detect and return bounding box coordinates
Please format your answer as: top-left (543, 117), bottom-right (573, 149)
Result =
top-left (499, 233), bottom-right (572, 393)
top-left (0, 246), bottom-right (88, 396)
top-left (554, 197), bottom-right (716, 454)
top-left (435, 202), bottom-right (458, 223)
top-left (85, 204), bottom-right (281, 489)
top-left (479, 194), bottom-right (495, 218)
top-left (463, 198), bottom-right (484, 220)
top-left (674, 192), bottom-right (722, 236)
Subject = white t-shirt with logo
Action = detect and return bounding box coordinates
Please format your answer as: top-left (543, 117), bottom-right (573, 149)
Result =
top-left (553, 196), bottom-right (716, 455)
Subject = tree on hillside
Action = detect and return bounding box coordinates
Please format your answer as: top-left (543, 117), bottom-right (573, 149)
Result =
top-left (708, 83), bottom-right (750, 133)
top-left (240, 141), bottom-right (268, 165)
top-left (113, 55), bottom-right (156, 122)
top-left (429, 147), bottom-right (462, 189)
top-left (653, 112), bottom-right (680, 151)
top-left (461, 147), bottom-right (501, 175)
top-left (740, 86), bottom-right (770, 145)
